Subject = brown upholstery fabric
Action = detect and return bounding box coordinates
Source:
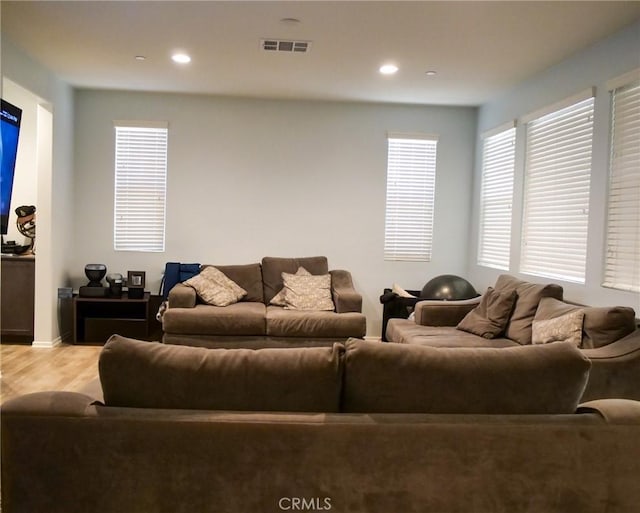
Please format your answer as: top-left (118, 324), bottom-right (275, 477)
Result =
top-left (456, 287), bottom-right (517, 338)
top-left (535, 297), bottom-right (637, 349)
top-left (266, 306), bottom-right (366, 338)
top-left (205, 263), bottom-right (264, 303)
top-left (329, 269), bottom-right (363, 313)
top-left (162, 302), bottom-right (266, 336)
top-left (4, 393), bottom-right (640, 513)
top-left (386, 319), bottom-right (518, 348)
top-left (414, 298), bottom-right (481, 326)
top-left (99, 335), bottom-right (345, 412)
top-left (261, 256), bottom-right (328, 304)
top-left (167, 283), bottom-right (197, 308)
top-left (494, 274), bottom-right (563, 345)
top-left (342, 339), bottom-right (590, 414)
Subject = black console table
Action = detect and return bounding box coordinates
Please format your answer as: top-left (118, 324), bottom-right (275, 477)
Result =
top-left (380, 288), bottom-right (422, 341)
top-left (73, 292), bottom-right (150, 344)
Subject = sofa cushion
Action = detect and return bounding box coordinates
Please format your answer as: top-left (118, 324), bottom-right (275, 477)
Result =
top-left (534, 297), bottom-right (637, 349)
top-left (262, 256), bottom-right (329, 304)
top-left (282, 272), bottom-right (335, 311)
top-left (386, 319), bottom-right (519, 348)
top-left (100, 335), bottom-right (345, 412)
top-left (266, 306), bottom-right (366, 338)
top-left (162, 302), bottom-right (266, 336)
top-left (270, 266), bottom-right (311, 306)
top-left (494, 274), bottom-right (564, 345)
top-left (456, 287), bottom-right (516, 338)
top-left (342, 339), bottom-right (590, 414)
top-left (532, 310), bottom-right (584, 347)
top-left (211, 263), bottom-right (264, 303)
top-left (184, 266), bottom-right (246, 306)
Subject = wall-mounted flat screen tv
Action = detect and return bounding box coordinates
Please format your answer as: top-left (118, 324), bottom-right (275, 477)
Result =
top-left (1, 99), bottom-right (22, 235)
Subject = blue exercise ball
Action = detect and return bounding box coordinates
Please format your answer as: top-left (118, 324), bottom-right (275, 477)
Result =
top-left (421, 274), bottom-right (478, 300)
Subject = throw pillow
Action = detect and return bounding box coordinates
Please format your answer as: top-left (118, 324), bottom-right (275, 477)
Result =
top-left (532, 309), bottom-right (585, 347)
top-left (534, 297), bottom-right (637, 349)
top-left (183, 266), bottom-right (246, 306)
top-left (494, 274), bottom-right (564, 345)
top-left (270, 266), bottom-right (311, 306)
top-left (282, 272), bottom-right (335, 311)
top-left (456, 287), bottom-right (517, 338)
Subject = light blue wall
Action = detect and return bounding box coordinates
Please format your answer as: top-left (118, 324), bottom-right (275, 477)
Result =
top-left (469, 20), bottom-right (640, 310)
top-left (73, 90), bottom-right (477, 336)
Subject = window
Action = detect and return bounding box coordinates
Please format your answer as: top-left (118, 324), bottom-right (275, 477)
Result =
top-left (384, 133), bottom-right (438, 261)
top-left (477, 124), bottom-right (516, 270)
top-left (114, 121), bottom-right (168, 252)
top-left (603, 76), bottom-right (640, 292)
top-left (520, 91), bottom-right (595, 283)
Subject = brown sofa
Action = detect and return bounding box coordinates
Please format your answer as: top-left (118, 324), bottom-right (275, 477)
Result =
top-left (162, 256), bottom-right (366, 348)
top-left (3, 335), bottom-right (640, 513)
top-left (386, 274), bottom-right (640, 402)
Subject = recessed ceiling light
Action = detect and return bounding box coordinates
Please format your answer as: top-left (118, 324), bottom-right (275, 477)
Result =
top-left (171, 53), bottom-right (191, 64)
top-left (135, 55), bottom-right (146, 61)
top-left (425, 70), bottom-right (437, 76)
top-left (379, 64), bottom-right (398, 75)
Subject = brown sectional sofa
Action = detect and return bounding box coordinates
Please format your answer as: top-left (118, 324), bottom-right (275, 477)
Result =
top-left (162, 256), bottom-right (367, 348)
top-left (386, 274), bottom-right (640, 402)
top-left (3, 335), bottom-right (640, 513)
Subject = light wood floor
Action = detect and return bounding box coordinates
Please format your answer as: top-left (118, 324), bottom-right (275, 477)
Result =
top-left (0, 343), bottom-right (102, 404)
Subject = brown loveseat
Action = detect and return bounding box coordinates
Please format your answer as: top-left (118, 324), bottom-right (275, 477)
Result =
top-left (3, 335), bottom-right (640, 513)
top-left (386, 274), bottom-right (640, 402)
top-left (162, 256), bottom-right (366, 348)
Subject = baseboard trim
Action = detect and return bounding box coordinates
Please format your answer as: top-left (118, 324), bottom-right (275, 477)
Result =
top-left (32, 336), bottom-right (62, 348)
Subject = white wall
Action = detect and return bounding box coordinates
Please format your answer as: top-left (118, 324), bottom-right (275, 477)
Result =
top-left (73, 90), bottom-right (477, 336)
top-left (468, 20), bottom-right (640, 311)
top-left (1, 37), bottom-right (75, 345)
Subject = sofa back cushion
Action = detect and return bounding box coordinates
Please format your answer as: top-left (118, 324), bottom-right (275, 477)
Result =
top-left (342, 339), bottom-right (590, 414)
top-left (535, 297), bottom-right (637, 349)
top-left (494, 274), bottom-right (563, 345)
top-left (206, 263), bottom-right (264, 303)
top-left (100, 335), bottom-right (344, 412)
top-left (261, 256), bottom-right (329, 304)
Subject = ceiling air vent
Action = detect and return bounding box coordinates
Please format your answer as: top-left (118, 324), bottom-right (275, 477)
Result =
top-left (261, 39), bottom-right (311, 53)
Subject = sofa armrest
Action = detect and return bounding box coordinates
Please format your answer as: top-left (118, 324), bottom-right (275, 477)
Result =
top-left (581, 329), bottom-right (640, 359)
top-left (414, 296), bottom-right (481, 326)
top-left (1, 391), bottom-right (99, 417)
top-left (168, 283), bottom-right (197, 308)
top-left (330, 270), bottom-right (362, 313)
top-left (577, 399), bottom-right (640, 424)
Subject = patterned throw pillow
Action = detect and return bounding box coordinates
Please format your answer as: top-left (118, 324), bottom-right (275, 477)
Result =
top-left (270, 267), bottom-right (311, 306)
top-left (282, 272), bottom-right (335, 311)
top-left (183, 266), bottom-right (247, 307)
top-left (532, 309), bottom-right (585, 347)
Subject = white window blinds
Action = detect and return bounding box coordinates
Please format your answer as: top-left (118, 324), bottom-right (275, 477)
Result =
top-left (384, 134), bottom-right (438, 261)
top-left (603, 78), bottom-right (640, 292)
top-left (520, 94), bottom-right (595, 283)
top-left (477, 125), bottom-right (516, 270)
top-left (114, 122), bottom-right (168, 252)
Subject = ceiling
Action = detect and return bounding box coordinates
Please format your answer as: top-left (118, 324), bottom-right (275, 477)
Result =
top-left (2, 1), bottom-right (640, 106)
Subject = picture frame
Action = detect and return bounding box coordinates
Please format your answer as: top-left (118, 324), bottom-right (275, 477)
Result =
top-left (127, 271), bottom-right (146, 289)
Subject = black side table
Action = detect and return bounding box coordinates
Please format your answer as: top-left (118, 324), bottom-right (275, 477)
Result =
top-left (380, 288), bottom-right (422, 341)
top-left (73, 292), bottom-right (150, 344)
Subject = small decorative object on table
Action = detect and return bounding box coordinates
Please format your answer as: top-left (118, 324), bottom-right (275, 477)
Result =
top-left (127, 271), bottom-right (146, 299)
top-left (79, 264), bottom-right (108, 298)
